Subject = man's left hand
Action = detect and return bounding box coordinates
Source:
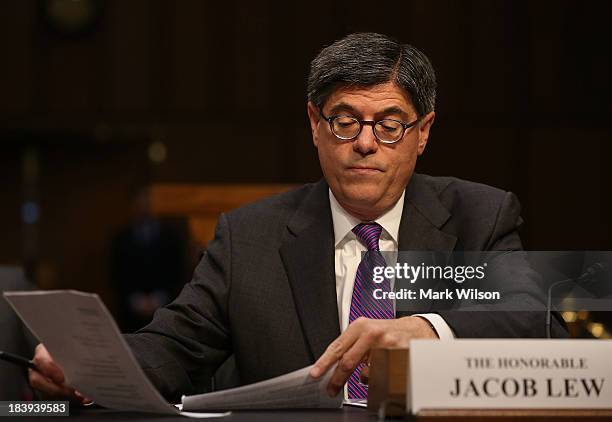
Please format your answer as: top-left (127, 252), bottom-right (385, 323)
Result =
top-left (309, 316), bottom-right (438, 397)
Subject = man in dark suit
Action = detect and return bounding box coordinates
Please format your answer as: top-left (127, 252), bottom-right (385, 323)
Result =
top-left (29, 32), bottom-right (564, 402)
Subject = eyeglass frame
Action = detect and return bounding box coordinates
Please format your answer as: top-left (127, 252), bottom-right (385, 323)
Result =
top-left (318, 109), bottom-right (421, 144)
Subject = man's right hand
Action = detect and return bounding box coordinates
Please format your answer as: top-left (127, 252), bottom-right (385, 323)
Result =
top-left (29, 344), bottom-right (90, 404)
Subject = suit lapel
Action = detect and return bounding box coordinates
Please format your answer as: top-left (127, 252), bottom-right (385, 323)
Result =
top-left (279, 175), bottom-right (459, 355)
top-left (280, 180), bottom-right (340, 361)
top-left (398, 173), bottom-right (457, 251)
top-left (397, 174), bottom-right (458, 314)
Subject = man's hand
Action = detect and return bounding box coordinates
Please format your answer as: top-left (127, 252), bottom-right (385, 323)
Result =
top-left (309, 316), bottom-right (438, 397)
top-left (29, 344), bottom-right (91, 404)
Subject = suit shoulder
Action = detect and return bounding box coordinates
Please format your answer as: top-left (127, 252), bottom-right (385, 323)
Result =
top-left (415, 174), bottom-right (521, 229)
top-left (416, 173), bottom-right (512, 206)
top-left (223, 183), bottom-right (317, 228)
top-left (414, 174), bottom-right (523, 249)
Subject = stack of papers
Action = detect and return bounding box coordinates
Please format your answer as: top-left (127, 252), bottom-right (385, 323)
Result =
top-left (3, 290), bottom-right (343, 417)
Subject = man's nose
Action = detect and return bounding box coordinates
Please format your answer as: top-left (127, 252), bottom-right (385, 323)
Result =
top-left (352, 125), bottom-right (378, 155)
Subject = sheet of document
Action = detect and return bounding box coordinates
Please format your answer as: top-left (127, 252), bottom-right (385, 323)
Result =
top-left (3, 290), bottom-right (228, 418)
top-left (343, 399), bottom-right (367, 408)
top-left (182, 364), bottom-right (342, 411)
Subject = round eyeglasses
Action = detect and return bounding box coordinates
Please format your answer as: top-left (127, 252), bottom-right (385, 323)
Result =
top-left (319, 110), bottom-right (420, 144)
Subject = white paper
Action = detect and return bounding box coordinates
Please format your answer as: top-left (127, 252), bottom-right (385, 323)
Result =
top-left (343, 399), bottom-right (368, 408)
top-left (182, 364), bottom-right (342, 411)
top-left (3, 290), bottom-right (228, 418)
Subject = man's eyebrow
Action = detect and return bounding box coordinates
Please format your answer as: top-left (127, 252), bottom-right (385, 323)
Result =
top-left (327, 102), bottom-right (357, 116)
top-left (326, 103), bottom-right (411, 120)
top-left (379, 106), bottom-right (410, 120)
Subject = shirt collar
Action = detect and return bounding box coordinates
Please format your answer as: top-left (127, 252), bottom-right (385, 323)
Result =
top-left (329, 188), bottom-right (405, 247)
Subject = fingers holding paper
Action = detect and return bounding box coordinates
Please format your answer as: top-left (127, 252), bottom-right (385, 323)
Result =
top-left (309, 316), bottom-right (438, 397)
top-left (29, 343), bottom-right (91, 405)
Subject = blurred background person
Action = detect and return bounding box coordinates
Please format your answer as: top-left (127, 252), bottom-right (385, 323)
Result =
top-left (111, 187), bottom-right (189, 332)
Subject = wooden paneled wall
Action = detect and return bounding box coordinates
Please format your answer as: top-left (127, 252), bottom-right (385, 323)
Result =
top-left (0, 0), bottom-right (610, 308)
top-left (148, 184), bottom-right (296, 246)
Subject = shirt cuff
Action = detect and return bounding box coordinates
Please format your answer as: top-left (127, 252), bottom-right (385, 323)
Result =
top-left (413, 313), bottom-right (455, 340)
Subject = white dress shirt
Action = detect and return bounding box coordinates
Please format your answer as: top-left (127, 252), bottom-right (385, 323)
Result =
top-left (329, 189), bottom-right (455, 339)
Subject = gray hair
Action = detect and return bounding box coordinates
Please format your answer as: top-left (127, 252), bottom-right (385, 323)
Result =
top-left (307, 33), bottom-right (436, 117)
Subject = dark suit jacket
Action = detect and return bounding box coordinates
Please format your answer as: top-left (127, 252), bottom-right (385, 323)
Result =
top-left (125, 174), bottom-right (566, 401)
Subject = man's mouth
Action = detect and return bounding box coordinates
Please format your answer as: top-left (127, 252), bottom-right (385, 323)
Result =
top-left (346, 166), bottom-right (383, 173)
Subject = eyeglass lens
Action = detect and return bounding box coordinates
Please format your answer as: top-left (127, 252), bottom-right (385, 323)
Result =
top-left (331, 116), bottom-right (404, 142)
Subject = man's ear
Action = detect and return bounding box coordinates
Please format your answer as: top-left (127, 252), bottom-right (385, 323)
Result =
top-left (416, 111), bottom-right (435, 155)
top-left (307, 102), bottom-right (321, 147)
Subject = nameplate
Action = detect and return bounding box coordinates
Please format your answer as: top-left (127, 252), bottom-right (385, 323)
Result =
top-left (408, 339), bottom-right (612, 413)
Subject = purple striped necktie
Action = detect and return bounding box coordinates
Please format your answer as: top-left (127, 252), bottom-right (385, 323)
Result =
top-left (347, 223), bottom-right (394, 400)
